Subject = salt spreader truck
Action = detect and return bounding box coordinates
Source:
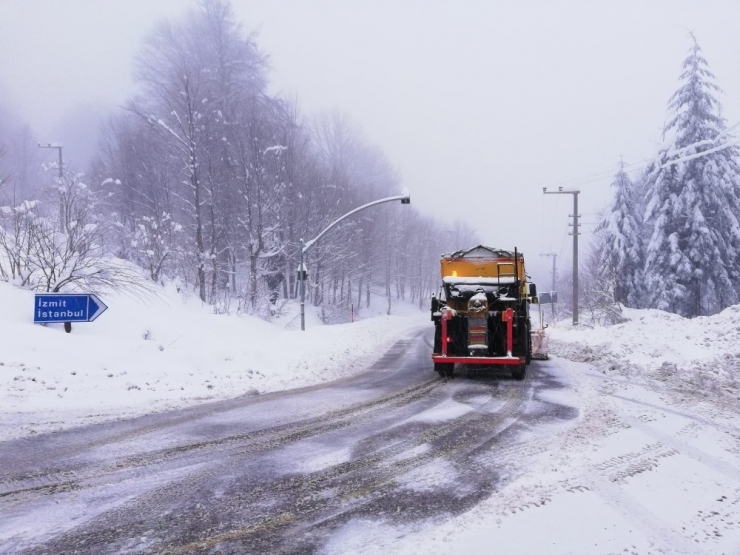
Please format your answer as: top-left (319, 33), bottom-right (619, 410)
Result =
top-left (431, 246), bottom-right (537, 379)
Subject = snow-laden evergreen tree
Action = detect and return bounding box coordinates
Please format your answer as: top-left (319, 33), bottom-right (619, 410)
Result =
top-left (643, 34), bottom-right (740, 317)
top-left (596, 162), bottom-right (644, 307)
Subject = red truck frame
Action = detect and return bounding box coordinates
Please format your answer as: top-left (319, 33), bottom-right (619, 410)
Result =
top-left (431, 307), bottom-right (525, 366)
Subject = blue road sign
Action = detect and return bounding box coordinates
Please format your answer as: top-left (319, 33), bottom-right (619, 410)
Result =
top-left (34, 293), bottom-right (108, 323)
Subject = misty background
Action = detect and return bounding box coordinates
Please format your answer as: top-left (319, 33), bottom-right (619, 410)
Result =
top-left (1, 0), bottom-right (740, 316)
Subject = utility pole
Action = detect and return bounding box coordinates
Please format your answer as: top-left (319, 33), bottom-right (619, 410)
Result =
top-left (38, 142), bottom-right (64, 232)
top-left (540, 252), bottom-right (557, 323)
top-left (543, 187), bottom-right (580, 325)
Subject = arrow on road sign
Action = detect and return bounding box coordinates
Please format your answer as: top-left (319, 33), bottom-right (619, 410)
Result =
top-left (34, 293), bottom-right (109, 324)
top-left (87, 295), bottom-right (108, 321)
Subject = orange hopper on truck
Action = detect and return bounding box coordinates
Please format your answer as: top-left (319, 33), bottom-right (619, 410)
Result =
top-left (430, 245), bottom-right (537, 379)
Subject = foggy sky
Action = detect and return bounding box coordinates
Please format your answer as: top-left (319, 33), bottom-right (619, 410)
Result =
top-left (2, 0), bottom-right (740, 284)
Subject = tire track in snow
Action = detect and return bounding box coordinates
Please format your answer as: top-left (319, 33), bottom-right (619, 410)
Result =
top-left (592, 441), bottom-right (679, 483)
top-left (553, 358), bottom-right (740, 553)
top-left (0, 376), bottom-right (443, 500)
top-left (30, 367), bottom-right (535, 555)
top-left (610, 393), bottom-right (740, 435)
top-left (622, 415), bottom-right (740, 484)
top-left (157, 369), bottom-right (535, 554)
top-left (0, 331), bottom-right (433, 499)
top-left (10, 329), bottom-right (544, 555)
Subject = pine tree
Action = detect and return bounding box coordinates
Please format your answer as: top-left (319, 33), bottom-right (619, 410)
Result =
top-left (643, 34), bottom-right (740, 317)
top-left (596, 162), bottom-right (644, 307)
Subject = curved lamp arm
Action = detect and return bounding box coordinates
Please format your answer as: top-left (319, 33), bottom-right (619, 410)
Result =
top-left (302, 193), bottom-right (410, 253)
top-left (298, 191), bottom-right (410, 330)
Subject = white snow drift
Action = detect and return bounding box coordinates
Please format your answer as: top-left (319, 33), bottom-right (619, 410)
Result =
top-left (0, 281), bottom-right (426, 441)
top-left (549, 305), bottom-right (740, 399)
top-left (321, 305), bottom-right (740, 555)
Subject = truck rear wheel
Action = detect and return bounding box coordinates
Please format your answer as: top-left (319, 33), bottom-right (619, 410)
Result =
top-left (435, 362), bottom-right (454, 378)
top-left (512, 364), bottom-right (526, 381)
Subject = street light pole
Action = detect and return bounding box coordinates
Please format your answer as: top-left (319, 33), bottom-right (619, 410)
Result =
top-left (298, 192), bottom-right (411, 331)
top-left (543, 187), bottom-right (580, 325)
top-left (299, 238), bottom-right (306, 331)
top-left (38, 142), bottom-right (64, 231)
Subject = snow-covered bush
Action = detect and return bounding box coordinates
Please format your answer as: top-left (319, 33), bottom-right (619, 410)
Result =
top-left (0, 171), bottom-right (148, 294)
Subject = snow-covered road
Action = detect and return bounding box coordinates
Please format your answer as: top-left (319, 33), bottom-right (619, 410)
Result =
top-left (351, 357), bottom-right (740, 555)
top-left (2, 327), bottom-right (739, 554)
top-left (0, 328), bottom-right (575, 554)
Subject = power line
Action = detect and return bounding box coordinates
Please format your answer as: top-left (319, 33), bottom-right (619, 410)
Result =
top-left (543, 158), bottom-right (651, 191)
top-left (541, 119), bottom-right (740, 192)
top-left (661, 138), bottom-right (740, 168)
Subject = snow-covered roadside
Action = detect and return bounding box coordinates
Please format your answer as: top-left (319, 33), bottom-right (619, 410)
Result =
top-left (0, 282), bottom-right (426, 441)
top-left (320, 308), bottom-right (740, 554)
top-left (323, 356), bottom-right (740, 555)
top-left (548, 305), bottom-right (740, 400)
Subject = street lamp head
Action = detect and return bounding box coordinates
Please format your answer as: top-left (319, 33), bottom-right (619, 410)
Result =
top-left (558, 186), bottom-right (563, 192)
top-left (400, 187), bottom-right (411, 204)
top-left (542, 187), bottom-right (547, 193)
top-left (38, 142), bottom-right (62, 149)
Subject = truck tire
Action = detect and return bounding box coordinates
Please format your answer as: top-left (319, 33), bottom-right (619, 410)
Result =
top-left (435, 362), bottom-right (454, 378)
top-left (512, 364), bottom-right (526, 381)
top-left (433, 323), bottom-right (442, 353)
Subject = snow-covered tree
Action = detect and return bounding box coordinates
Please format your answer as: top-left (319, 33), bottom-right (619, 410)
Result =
top-left (643, 34), bottom-right (740, 317)
top-left (581, 230), bottom-right (625, 325)
top-left (0, 103), bottom-right (43, 202)
top-left (595, 162), bottom-right (644, 307)
top-left (82, 0), bottom-right (470, 319)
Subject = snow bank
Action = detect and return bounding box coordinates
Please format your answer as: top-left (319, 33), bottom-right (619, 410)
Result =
top-left (549, 305), bottom-right (740, 398)
top-left (0, 282), bottom-right (426, 440)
